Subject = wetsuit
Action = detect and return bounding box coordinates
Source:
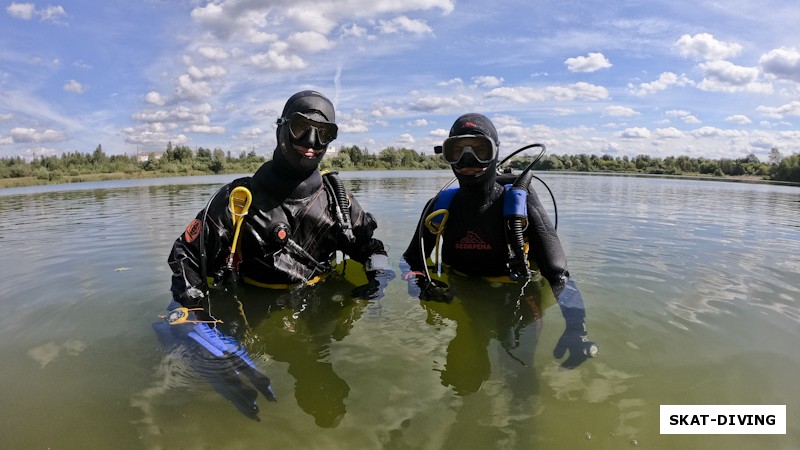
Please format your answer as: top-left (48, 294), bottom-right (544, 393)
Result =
top-left (169, 90), bottom-right (388, 307)
top-left (402, 112), bottom-right (597, 368)
top-left (169, 160), bottom-right (386, 307)
top-left (403, 179), bottom-right (568, 285)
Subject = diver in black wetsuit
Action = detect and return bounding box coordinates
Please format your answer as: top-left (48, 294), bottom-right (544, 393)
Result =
top-left (402, 113), bottom-right (597, 369)
top-left (160, 91), bottom-right (392, 421)
top-left (168, 90), bottom-right (393, 311)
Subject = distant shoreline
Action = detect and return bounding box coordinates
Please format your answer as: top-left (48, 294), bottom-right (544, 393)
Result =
top-left (2, 168), bottom-right (797, 189)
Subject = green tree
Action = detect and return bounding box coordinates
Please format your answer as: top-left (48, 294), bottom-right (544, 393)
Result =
top-left (92, 144), bottom-right (107, 164)
top-left (768, 147), bottom-right (783, 165)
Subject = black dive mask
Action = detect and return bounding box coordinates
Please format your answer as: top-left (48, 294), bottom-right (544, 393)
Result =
top-left (277, 112), bottom-right (338, 150)
top-left (275, 91), bottom-right (337, 173)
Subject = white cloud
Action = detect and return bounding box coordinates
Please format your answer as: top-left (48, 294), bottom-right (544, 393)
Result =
top-left (185, 125), bottom-right (225, 134)
top-left (674, 33), bottom-right (742, 61)
top-left (487, 83), bottom-right (609, 103)
top-left (339, 23), bottom-right (369, 39)
top-left (486, 86), bottom-right (545, 103)
top-left (725, 115), bottom-right (752, 125)
top-left (410, 93), bottom-right (474, 112)
top-left (603, 106), bottom-right (639, 117)
top-left (408, 118), bottom-right (428, 126)
top-left (144, 91), bottom-right (166, 106)
top-left (6, 2), bottom-right (65, 22)
top-left (377, 16), bottom-right (432, 34)
top-left (545, 82), bottom-right (608, 101)
top-left (618, 127), bottom-right (651, 139)
top-left (397, 133), bottom-right (415, 144)
top-left (197, 47), bottom-right (230, 61)
top-left (187, 65), bottom-right (227, 80)
top-left (174, 74), bottom-right (213, 100)
top-left (285, 7), bottom-right (338, 35)
top-left (756, 100), bottom-right (800, 119)
top-left (340, 118), bottom-right (369, 133)
top-left (245, 29), bottom-right (279, 44)
top-left (565, 52), bottom-right (612, 73)
top-left (654, 127), bottom-right (684, 139)
top-left (10, 127), bottom-right (66, 143)
top-left (429, 128), bottom-right (448, 138)
top-left (288, 31), bottom-right (333, 53)
top-left (691, 126), bottom-right (746, 138)
top-left (38, 4), bottom-right (65, 22)
top-left (371, 104), bottom-right (405, 118)
top-left (189, 3), bottom-right (236, 40)
top-left (132, 104), bottom-right (212, 124)
top-left (552, 107), bottom-right (576, 116)
top-left (697, 60), bottom-right (771, 93)
top-left (666, 109), bottom-right (701, 124)
top-left (437, 78), bottom-right (463, 87)
top-left (123, 124), bottom-right (188, 147)
top-left (63, 80), bottom-right (85, 94)
top-left (759, 47), bottom-right (800, 83)
top-left (237, 128), bottom-right (264, 139)
top-left (6, 2), bottom-right (35, 19)
top-left (472, 75), bottom-right (503, 88)
top-left (249, 43), bottom-right (307, 70)
top-left (627, 72), bottom-right (693, 96)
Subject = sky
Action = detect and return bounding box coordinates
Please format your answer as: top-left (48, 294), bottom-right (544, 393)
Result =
top-left (2, 0), bottom-right (800, 162)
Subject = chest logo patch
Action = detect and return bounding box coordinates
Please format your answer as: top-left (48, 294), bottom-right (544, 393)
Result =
top-left (454, 231), bottom-right (492, 250)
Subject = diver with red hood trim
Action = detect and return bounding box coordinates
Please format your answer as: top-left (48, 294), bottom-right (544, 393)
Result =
top-left (168, 90), bottom-right (392, 307)
top-left (159, 91), bottom-right (392, 418)
top-left (402, 113), bottom-right (598, 369)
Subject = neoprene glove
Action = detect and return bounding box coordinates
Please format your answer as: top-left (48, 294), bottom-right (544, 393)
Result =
top-left (351, 269), bottom-right (396, 300)
top-left (154, 304), bottom-right (276, 420)
top-left (553, 315), bottom-right (599, 369)
top-left (404, 275), bottom-right (452, 302)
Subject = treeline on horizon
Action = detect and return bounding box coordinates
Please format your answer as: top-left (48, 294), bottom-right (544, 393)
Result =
top-left (1, 142), bottom-right (799, 186)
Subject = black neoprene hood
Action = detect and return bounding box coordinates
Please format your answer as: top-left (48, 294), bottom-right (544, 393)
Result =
top-left (276, 90), bottom-right (336, 172)
top-left (280, 90), bottom-right (336, 123)
top-left (449, 113), bottom-right (499, 145)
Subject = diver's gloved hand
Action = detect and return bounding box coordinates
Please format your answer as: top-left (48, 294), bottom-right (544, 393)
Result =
top-left (351, 269), bottom-right (396, 300)
top-left (553, 318), bottom-right (599, 369)
top-left (404, 273), bottom-right (453, 303)
top-left (154, 302), bottom-right (276, 421)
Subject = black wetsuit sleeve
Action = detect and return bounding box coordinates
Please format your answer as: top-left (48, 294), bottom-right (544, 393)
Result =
top-left (339, 191), bottom-right (387, 263)
top-left (525, 185), bottom-right (569, 286)
top-left (167, 184), bottom-right (235, 307)
top-left (523, 186), bottom-right (593, 336)
top-left (401, 197), bottom-right (438, 273)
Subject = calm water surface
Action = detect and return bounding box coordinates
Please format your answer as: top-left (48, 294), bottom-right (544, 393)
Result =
top-left (1, 171), bottom-right (798, 449)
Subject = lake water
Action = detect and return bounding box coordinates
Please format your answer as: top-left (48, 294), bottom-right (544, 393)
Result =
top-left (0, 171), bottom-right (798, 449)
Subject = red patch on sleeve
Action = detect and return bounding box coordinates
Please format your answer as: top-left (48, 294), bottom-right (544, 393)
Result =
top-left (184, 219), bottom-right (202, 243)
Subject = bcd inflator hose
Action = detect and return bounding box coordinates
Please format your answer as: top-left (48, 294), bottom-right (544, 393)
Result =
top-left (507, 170), bottom-right (534, 280)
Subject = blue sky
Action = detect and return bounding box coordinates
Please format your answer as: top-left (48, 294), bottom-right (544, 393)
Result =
top-left (2, 0), bottom-right (800, 162)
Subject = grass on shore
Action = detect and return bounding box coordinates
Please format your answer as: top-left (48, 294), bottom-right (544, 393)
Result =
top-left (0, 169), bottom-right (787, 190)
top-left (0, 170), bottom-right (211, 189)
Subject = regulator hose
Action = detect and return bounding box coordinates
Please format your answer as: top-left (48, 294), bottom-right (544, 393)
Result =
top-left (507, 169), bottom-right (535, 280)
top-left (504, 144), bottom-right (548, 281)
top-left (328, 173), bottom-right (352, 230)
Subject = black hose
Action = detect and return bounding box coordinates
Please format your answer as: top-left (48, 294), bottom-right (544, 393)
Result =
top-left (498, 143), bottom-right (558, 230)
top-left (505, 145), bottom-right (545, 281)
top-left (324, 173), bottom-right (351, 230)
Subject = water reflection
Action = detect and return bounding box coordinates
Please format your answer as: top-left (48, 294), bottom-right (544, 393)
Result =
top-left (2, 173), bottom-right (799, 449)
top-left (200, 261), bottom-right (372, 428)
top-left (417, 275), bottom-right (557, 399)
